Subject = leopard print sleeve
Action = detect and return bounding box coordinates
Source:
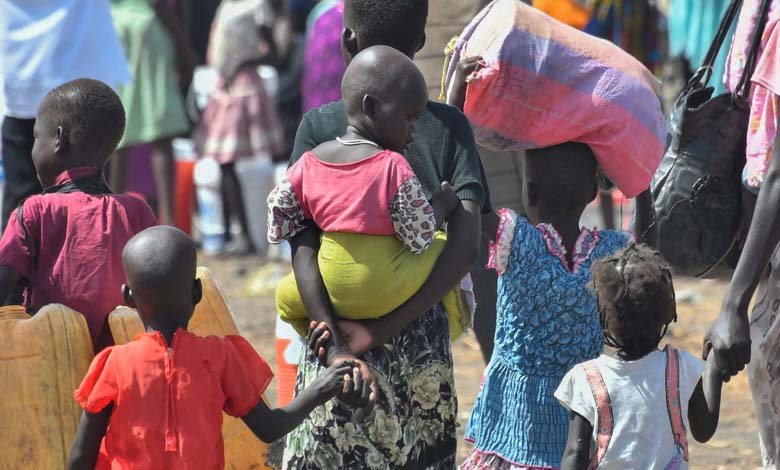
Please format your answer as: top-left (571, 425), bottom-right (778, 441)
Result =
top-left (389, 177), bottom-right (436, 254)
top-left (266, 178), bottom-right (306, 243)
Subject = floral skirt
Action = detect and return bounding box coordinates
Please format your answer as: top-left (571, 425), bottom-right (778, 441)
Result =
top-left (282, 305), bottom-right (458, 469)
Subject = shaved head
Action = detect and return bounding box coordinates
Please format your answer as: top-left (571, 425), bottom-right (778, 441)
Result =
top-left (123, 226), bottom-right (198, 325)
top-left (342, 45), bottom-right (427, 117)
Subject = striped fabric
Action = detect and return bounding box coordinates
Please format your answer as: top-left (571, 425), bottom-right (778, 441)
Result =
top-left (446, 0), bottom-right (666, 198)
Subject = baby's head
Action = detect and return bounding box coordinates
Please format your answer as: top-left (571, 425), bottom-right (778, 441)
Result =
top-left (342, 45), bottom-right (428, 152)
top-left (342, 0), bottom-right (428, 62)
top-left (591, 244), bottom-right (678, 360)
top-left (522, 142), bottom-right (599, 224)
top-left (122, 226), bottom-right (202, 332)
top-left (33, 79), bottom-right (125, 188)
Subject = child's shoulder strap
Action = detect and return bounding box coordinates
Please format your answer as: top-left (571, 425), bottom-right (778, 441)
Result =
top-left (581, 360), bottom-right (614, 470)
top-left (664, 345), bottom-right (690, 461)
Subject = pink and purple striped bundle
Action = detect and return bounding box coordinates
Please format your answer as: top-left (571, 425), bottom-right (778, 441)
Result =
top-left (446, 0), bottom-right (666, 198)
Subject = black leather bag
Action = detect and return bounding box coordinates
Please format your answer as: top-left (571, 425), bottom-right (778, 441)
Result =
top-left (652, 0), bottom-right (772, 278)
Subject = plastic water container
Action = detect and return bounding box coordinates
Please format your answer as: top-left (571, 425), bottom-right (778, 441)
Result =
top-left (193, 158), bottom-right (224, 255)
top-left (235, 156), bottom-right (275, 255)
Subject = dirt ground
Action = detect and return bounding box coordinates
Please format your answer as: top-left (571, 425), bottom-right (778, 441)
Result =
top-left (205, 253), bottom-right (763, 469)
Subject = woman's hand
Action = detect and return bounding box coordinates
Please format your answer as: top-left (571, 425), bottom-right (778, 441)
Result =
top-left (446, 56), bottom-right (485, 111)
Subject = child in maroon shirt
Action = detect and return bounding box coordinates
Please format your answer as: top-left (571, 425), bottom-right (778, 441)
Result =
top-left (0, 78), bottom-right (157, 351)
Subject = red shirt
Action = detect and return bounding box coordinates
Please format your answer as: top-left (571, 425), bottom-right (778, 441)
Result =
top-left (0, 167), bottom-right (156, 350)
top-left (74, 330), bottom-right (274, 470)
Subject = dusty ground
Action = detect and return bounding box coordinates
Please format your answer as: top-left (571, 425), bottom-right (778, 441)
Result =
top-left (205, 253), bottom-right (763, 469)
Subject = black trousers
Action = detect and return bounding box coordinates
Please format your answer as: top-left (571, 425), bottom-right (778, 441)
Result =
top-left (2, 117), bottom-right (41, 230)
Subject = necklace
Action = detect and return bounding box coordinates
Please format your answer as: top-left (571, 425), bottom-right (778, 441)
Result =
top-left (336, 136), bottom-right (381, 149)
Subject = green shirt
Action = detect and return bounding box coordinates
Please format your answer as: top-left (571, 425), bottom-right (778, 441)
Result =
top-left (290, 100), bottom-right (492, 213)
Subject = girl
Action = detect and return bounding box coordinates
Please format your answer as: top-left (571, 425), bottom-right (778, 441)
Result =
top-left (556, 245), bottom-right (723, 469)
top-left (67, 226), bottom-right (369, 470)
top-left (460, 143), bottom-right (649, 470)
top-left (267, 45), bottom-right (471, 342)
top-left (197, 0), bottom-right (285, 254)
top-left (109, 0), bottom-right (195, 225)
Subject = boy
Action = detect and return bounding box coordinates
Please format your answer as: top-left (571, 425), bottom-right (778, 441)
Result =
top-left (282, 0), bottom-right (490, 468)
top-left (0, 79), bottom-right (157, 351)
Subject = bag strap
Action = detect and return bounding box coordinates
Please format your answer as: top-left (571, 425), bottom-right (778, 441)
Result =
top-left (688, 0), bottom-right (743, 88)
top-left (664, 345), bottom-right (689, 461)
top-left (735, 0), bottom-right (774, 98)
top-left (582, 360), bottom-right (614, 470)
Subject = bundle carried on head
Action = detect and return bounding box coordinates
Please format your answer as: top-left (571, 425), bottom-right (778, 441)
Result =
top-left (445, 0), bottom-right (666, 198)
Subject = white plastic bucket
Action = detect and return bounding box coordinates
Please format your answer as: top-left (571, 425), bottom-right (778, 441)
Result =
top-left (235, 156), bottom-right (275, 255)
top-left (193, 158), bottom-right (224, 255)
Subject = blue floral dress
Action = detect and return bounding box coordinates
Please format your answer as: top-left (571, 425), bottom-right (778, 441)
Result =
top-left (462, 209), bottom-right (632, 470)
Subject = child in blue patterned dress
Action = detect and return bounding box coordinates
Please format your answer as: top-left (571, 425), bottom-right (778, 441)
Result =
top-left (460, 143), bottom-right (652, 470)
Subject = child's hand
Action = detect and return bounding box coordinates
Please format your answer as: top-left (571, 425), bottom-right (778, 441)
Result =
top-left (310, 361), bottom-right (356, 404)
top-left (446, 56), bottom-right (485, 111)
top-left (432, 181), bottom-right (459, 228)
top-left (308, 321), bottom-right (332, 366)
top-left (338, 366), bottom-right (377, 411)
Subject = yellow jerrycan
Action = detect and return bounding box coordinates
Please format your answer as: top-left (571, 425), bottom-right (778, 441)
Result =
top-left (0, 304), bottom-right (94, 469)
top-left (108, 267), bottom-right (274, 470)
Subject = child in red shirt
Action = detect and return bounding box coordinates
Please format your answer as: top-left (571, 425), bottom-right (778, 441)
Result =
top-left (0, 78), bottom-right (157, 350)
top-left (68, 226), bottom-right (370, 470)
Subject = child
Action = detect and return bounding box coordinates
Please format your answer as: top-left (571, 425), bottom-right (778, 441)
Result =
top-left (0, 78), bottom-right (157, 351)
top-left (461, 144), bottom-right (638, 470)
top-left (109, 0), bottom-right (195, 225)
top-left (556, 245), bottom-right (723, 469)
top-left (267, 45), bottom-right (470, 340)
top-left (67, 226), bottom-right (370, 470)
top-left (196, 0), bottom-right (285, 254)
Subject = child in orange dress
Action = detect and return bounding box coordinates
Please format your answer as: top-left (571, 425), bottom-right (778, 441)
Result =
top-left (67, 226), bottom-right (372, 470)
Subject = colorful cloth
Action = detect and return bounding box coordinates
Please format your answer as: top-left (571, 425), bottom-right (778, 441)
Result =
top-left (274, 231), bottom-right (474, 341)
top-left (0, 167), bottom-right (156, 350)
top-left (463, 209), bottom-right (631, 469)
top-left (725, 0), bottom-right (780, 193)
top-left (111, 0), bottom-right (190, 147)
top-left (74, 329), bottom-right (273, 470)
top-left (447, 0), bottom-right (665, 198)
top-left (197, 65), bottom-right (284, 164)
top-left (302, 1), bottom-right (345, 112)
top-left (283, 305), bottom-right (458, 469)
top-left (555, 347), bottom-right (704, 469)
top-left (268, 150), bottom-right (436, 253)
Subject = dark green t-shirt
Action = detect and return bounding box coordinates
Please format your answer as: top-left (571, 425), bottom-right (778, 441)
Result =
top-left (289, 100), bottom-right (492, 213)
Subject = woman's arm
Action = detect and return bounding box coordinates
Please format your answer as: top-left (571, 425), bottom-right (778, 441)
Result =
top-left (706, 115), bottom-right (780, 379)
top-left (149, 0), bottom-right (198, 85)
top-left (688, 353), bottom-right (723, 443)
top-left (560, 411), bottom-right (592, 470)
top-left (68, 406), bottom-right (113, 470)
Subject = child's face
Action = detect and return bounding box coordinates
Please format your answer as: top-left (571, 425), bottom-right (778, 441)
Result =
top-left (370, 90), bottom-right (427, 153)
top-left (31, 115), bottom-right (61, 188)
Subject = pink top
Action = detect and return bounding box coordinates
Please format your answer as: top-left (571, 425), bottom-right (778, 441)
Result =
top-left (725, 0), bottom-right (780, 190)
top-left (267, 149), bottom-right (436, 253)
top-left (0, 167), bottom-right (157, 350)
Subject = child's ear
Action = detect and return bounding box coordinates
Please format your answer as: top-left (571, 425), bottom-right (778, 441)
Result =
top-left (416, 32), bottom-right (427, 53)
top-left (362, 95), bottom-right (378, 119)
top-left (192, 278), bottom-right (203, 306)
top-left (341, 27), bottom-right (359, 60)
top-left (122, 284), bottom-right (137, 308)
top-left (54, 126), bottom-right (70, 156)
